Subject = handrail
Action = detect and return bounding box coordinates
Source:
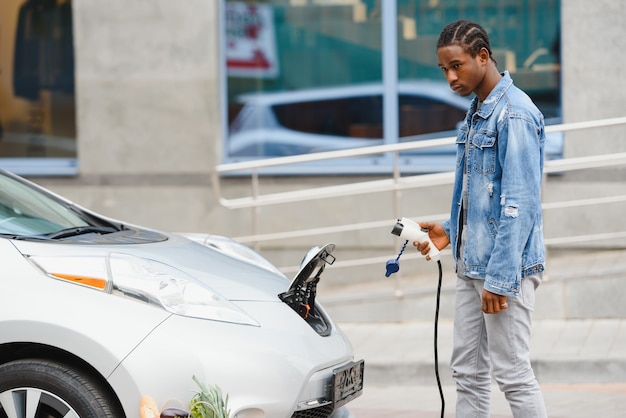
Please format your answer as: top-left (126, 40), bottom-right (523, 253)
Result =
top-left (212, 117), bottom-right (626, 260)
top-left (213, 117), bottom-right (626, 209)
top-left (232, 194), bottom-right (626, 245)
top-left (215, 116), bottom-right (626, 174)
top-left (218, 172), bottom-right (455, 209)
top-left (215, 135), bottom-right (456, 173)
top-left (277, 228), bottom-right (626, 275)
top-left (216, 152), bottom-right (626, 210)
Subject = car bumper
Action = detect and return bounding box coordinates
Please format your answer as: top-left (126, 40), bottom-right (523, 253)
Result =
top-left (108, 301), bottom-right (358, 418)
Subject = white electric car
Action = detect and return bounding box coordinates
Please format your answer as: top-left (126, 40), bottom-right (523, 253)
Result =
top-left (0, 169), bottom-right (362, 418)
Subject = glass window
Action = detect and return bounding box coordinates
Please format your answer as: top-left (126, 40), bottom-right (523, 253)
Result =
top-left (221, 0), bottom-right (561, 174)
top-left (0, 0), bottom-right (77, 176)
top-left (396, 0), bottom-right (561, 118)
top-left (0, 172), bottom-right (88, 235)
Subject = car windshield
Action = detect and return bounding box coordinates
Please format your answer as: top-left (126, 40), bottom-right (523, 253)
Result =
top-left (0, 172), bottom-right (91, 237)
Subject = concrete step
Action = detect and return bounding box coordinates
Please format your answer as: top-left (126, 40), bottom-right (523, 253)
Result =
top-left (318, 249), bottom-right (626, 323)
top-left (320, 249), bottom-right (626, 386)
top-left (337, 318), bottom-right (626, 385)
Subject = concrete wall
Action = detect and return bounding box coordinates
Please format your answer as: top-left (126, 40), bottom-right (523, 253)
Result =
top-left (562, 1), bottom-right (626, 130)
top-left (544, 0), bottom-right (626, 250)
top-left (560, 0), bottom-right (626, 161)
top-left (37, 0), bottom-right (230, 234)
top-left (30, 0), bottom-right (626, 275)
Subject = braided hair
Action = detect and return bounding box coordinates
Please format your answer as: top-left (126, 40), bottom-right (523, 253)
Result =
top-left (437, 20), bottom-right (496, 64)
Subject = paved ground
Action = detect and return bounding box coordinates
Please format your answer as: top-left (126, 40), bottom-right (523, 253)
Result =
top-left (347, 382), bottom-right (626, 417)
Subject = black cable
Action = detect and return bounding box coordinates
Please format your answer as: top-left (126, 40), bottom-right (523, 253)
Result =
top-left (434, 259), bottom-right (445, 418)
top-left (385, 240), bottom-right (445, 416)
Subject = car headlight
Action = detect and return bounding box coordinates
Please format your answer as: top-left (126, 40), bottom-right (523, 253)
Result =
top-left (28, 253), bottom-right (259, 327)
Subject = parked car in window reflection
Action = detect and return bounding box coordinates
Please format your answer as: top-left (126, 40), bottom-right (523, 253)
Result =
top-left (227, 81), bottom-right (563, 174)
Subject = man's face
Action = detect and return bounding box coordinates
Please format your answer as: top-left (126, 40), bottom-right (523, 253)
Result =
top-left (437, 44), bottom-right (487, 98)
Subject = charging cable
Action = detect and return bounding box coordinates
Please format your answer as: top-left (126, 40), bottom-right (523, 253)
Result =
top-left (386, 240), bottom-right (445, 418)
top-left (434, 259), bottom-right (444, 418)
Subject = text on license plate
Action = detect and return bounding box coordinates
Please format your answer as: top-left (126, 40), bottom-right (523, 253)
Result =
top-left (332, 360), bottom-right (364, 409)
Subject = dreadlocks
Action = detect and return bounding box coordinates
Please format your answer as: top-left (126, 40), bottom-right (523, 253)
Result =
top-left (437, 20), bottom-right (496, 64)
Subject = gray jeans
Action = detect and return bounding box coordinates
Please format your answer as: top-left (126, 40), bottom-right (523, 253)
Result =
top-left (451, 274), bottom-right (547, 418)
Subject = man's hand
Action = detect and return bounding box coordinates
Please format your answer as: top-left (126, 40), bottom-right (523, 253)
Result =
top-left (414, 222), bottom-right (450, 261)
top-left (482, 288), bottom-right (508, 314)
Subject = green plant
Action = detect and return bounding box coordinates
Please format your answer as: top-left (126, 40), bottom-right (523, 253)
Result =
top-left (188, 375), bottom-right (230, 418)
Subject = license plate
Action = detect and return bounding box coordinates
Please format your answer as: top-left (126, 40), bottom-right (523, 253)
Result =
top-left (332, 360), bottom-right (364, 409)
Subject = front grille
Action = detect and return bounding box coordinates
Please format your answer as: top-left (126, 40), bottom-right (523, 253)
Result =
top-left (291, 404), bottom-right (334, 418)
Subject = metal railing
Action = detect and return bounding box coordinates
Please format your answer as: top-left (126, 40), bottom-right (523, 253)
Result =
top-left (213, 117), bottom-right (626, 272)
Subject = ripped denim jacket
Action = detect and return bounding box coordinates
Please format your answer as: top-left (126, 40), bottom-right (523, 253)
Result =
top-left (442, 72), bottom-right (546, 296)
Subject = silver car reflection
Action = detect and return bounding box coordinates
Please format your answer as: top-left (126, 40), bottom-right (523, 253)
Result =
top-left (227, 81), bottom-right (563, 174)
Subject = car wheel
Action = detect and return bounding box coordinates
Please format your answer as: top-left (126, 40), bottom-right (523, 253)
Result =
top-left (0, 359), bottom-right (123, 418)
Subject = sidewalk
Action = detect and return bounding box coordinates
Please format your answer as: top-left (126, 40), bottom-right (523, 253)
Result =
top-left (347, 382), bottom-right (626, 418)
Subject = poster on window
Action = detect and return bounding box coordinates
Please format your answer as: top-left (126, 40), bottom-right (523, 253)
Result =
top-left (226, 2), bottom-right (279, 78)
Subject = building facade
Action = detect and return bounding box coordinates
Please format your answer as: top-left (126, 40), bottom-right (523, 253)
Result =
top-left (1, 1), bottom-right (624, 258)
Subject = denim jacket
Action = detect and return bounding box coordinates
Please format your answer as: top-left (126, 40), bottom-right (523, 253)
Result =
top-left (441, 72), bottom-right (546, 296)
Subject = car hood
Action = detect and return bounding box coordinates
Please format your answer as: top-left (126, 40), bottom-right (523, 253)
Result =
top-left (10, 232), bottom-right (303, 302)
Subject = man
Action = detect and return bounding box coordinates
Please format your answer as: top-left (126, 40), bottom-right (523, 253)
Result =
top-left (415, 20), bottom-right (548, 418)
